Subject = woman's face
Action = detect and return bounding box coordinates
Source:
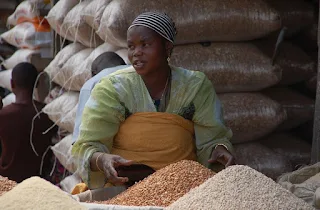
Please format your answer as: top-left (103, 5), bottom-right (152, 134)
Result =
top-left (127, 26), bottom-right (169, 76)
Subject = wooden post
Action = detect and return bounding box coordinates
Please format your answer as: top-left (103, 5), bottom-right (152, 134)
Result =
top-left (311, 13), bottom-right (320, 164)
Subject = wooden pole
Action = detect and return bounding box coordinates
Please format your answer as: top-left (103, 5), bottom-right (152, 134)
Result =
top-left (311, 12), bottom-right (320, 164)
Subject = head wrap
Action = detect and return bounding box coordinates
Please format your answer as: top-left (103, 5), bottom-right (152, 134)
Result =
top-left (128, 12), bottom-right (177, 44)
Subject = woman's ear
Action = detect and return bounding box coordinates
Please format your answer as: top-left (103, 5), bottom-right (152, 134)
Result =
top-left (165, 41), bottom-right (174, 58)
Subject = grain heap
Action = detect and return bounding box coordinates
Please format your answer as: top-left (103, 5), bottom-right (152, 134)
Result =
top-left (0, 176), bottom-right (17, 196)
top-left (166, 165), bottom-right (314, 210)
top-left (0, 177), bottom-right (86, 210)
top-left (102, 160), bottom-right (214, 207)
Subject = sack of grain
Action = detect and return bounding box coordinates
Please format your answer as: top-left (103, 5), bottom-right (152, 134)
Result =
top-left (0, 43), bottom-right (16, 59)
top-left (166, 165), bottom-right (313, 210)
top-left (45, 0), bottom-right (79, 39)
top-left (0, 177), bottom-right (86, 210)
top-left (305, 74), bottom-right (317, 93)
top-left (171, 43), bottom-right (282, 93)
top-left (44, 43), bottom-right (86, 82)
top-left (62, 0), bottom-right (104, 47)
top-left (0, 176), bottom-right (17, 196)
top-left (52, 48), bottom-right (93, 91)
top-left (51, 135), bottom-right (77, 173)
top-left (2, 49), bottom-right (38, 70)
top-left (115, 49), bottom-right (130, 65)
top-left (234, 142), bottom-right (292, 179)
top-left (262, 87), bottom-right (315, 131)
top-left (0, 21), bottom-right (51, 49)
top-left (83, 0), bottom-right (112, 31)
top-left (255, 41), bottom-right (315, 85)
top-left (219, 93), bottom-right (286, 143)
top-left (43, 91), bottom-right (79, 132)
top-left (0, 69), bottom-right (12, 91)
top-left (265, 0), bottom-right (314, 36)
top-left (44, 85), bottom-right (65, 104)
top-left (292, 23), bottom-right (318, 52)
top-left (278, 163), bottom-right (320, 208)
top-left (2, 93), bottom-right (15, 107)
top-left (102, 160), bottom-right (214, 207)
top-left (7, 1), bottom-right (40, 26)
top-left (259, 133), bottom-right (311, 167)
top-left (97, 0), bottom-right (281, 47)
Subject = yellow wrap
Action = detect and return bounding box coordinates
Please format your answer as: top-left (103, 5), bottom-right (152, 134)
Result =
top-left (112, 112), bottom-right (197, 170)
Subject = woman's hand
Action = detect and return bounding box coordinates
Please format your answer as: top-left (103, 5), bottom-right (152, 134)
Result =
top-left (91, 152), bottom-right (134, 184)
top-left (208, 145), bottom-right (235, 167)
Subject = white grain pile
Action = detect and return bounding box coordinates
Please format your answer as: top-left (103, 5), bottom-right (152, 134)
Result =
top-left (166, 165), bottom-right (314, 210)
top-left (0, 177), bottom-right (85, 210)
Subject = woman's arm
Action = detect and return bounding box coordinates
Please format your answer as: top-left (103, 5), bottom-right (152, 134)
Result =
top-left (193, 76), bottom-right (234, 171)
top-left (72, 77), bottom-right (126, 189)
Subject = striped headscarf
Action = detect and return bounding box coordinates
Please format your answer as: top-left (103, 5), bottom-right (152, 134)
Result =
top-left (128, 12), bottom-right (177, 44)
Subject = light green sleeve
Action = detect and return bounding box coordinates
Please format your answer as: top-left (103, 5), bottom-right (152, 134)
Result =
top-left (193, 76), bottom-right (233, 171)
top-left (71, 77), bottom-right (124, 189)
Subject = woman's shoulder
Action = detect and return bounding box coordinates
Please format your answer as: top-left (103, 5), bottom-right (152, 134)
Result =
top-left (99, 66), bottom-right (137, 84)
top-left (171, 65), bottom-right (207, 82)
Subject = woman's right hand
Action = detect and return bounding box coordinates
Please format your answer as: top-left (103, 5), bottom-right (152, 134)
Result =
top-left (92, 152), bottom-right (134, 184)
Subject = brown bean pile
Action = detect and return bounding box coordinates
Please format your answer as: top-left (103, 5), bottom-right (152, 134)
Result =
top-left (0, 176), bottom-right (17, 196)
top-left (166, 165), bottom-right (313, 210)
top-left (101, 160), bottom-right (215, 207)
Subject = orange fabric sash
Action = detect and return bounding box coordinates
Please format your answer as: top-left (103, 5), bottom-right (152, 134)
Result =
top-left (112, 112), bottom-right (197, 170)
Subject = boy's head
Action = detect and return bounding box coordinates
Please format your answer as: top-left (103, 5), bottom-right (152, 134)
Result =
top-left (91, 52), bottom-right (126, 76)
top-left (11, 62), bottom-right (38, 94)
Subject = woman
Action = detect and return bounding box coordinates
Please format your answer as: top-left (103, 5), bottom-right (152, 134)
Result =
top-left (72, 12), bottom-right (235, 189)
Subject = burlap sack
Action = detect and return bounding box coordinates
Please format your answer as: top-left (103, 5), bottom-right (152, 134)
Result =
top-left (262, 87), bottom-right (315, 131)
top-left (292, 23), bottom-right (318, 52)
top-left (62, 0), bottom-right (104, 47)
top-left (49, 48), bottom-right (93, 91)
top-left (45, 43), bottom-right (86, 80)
top-left (255, 41), bottom-right (315, 85)
top-left (46, 0), bottom-right (79, 40)
top-left (43, 91), bottom-right (79, 132)
top-left (265, 0), bottom-right (314, 36)
top-left (278, 163), bottom-right (320, 209)
top-left (115, 49), bottom-right (130, 65)
top-left (2, 93), bottom-right (15, 107)
top-left (259, 133), bottom-right (311, 167)
top-left (0, 69), bottom-right (12, 91)
top-left (51, 134), bottom-right (77, 173)
top-left (7, 1), bottom-right (40, 26)
top-left (2, 49), bottom-right (42, 70)
top-left (306, 74), bottom-right (317, 93)
top-left (78, 42), bottom-right (121, 78)
top-left (171, 43), bottom-right (282, 93)
top-left (97, 0), bottom-right (281, 47)
top-left (219, 93), bottom-right (286, 143)
top-left (83, 0), bottom-right (112, 31)
top-left (234, 142), bottom-right (292, 180)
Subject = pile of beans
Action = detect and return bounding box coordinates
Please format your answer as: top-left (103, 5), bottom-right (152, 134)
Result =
top-left (101, 160), bottom-right (215, 207)
top-left (0, 176), bottom-right (17, 196)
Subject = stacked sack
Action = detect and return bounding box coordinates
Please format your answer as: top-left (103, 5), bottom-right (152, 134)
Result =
top-left (43, 0), bottom-right (130, 177)
top-left (45, 0), bottom-right (317, 181)
top-left (0, 0), bottom-right (53, 106)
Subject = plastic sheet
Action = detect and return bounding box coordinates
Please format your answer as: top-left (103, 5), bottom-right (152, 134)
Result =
top-left (97, 0), bottom-right (281, 47)
top-left (219, 93), bottom-right (286, 143)
top-left (171, 43), bottom-right (282, 93)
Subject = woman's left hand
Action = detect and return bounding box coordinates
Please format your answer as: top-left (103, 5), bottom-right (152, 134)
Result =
top-left (208, 145), bottom-right (236, 167)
